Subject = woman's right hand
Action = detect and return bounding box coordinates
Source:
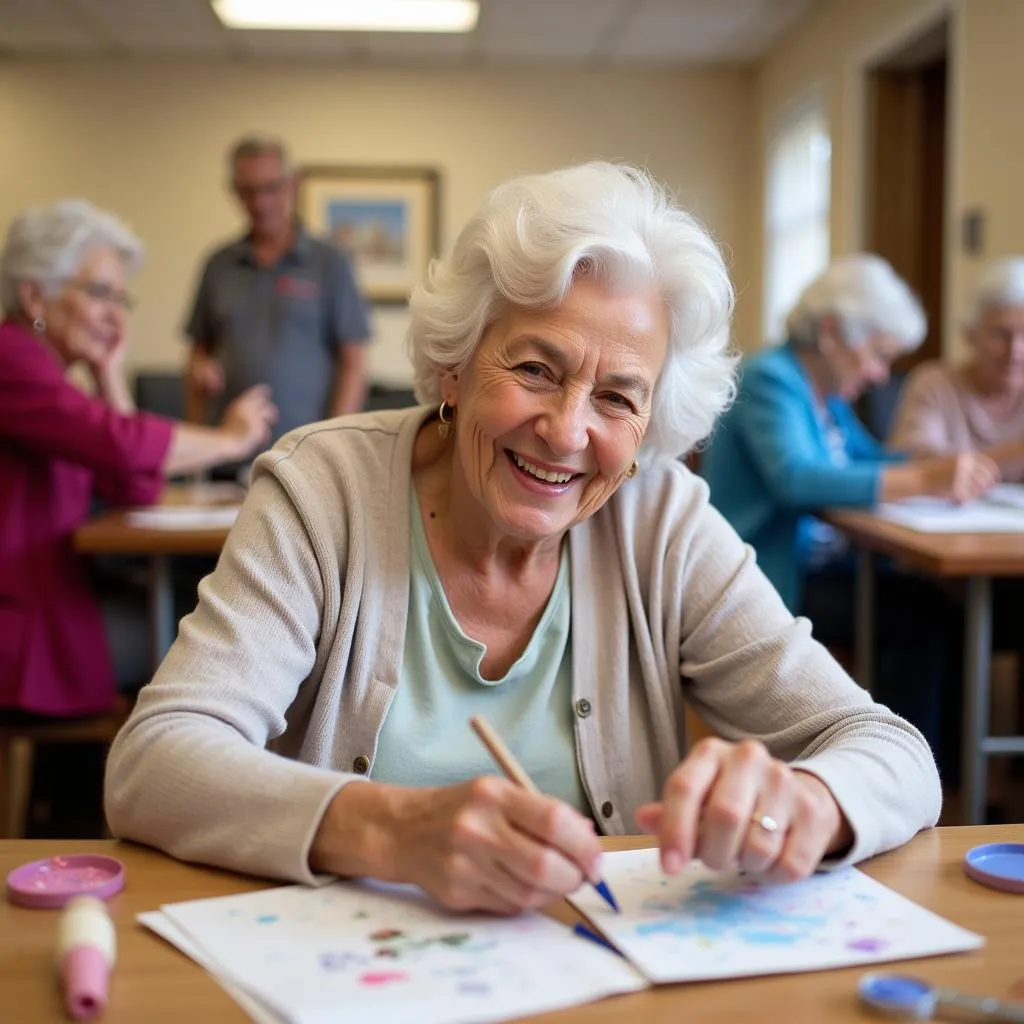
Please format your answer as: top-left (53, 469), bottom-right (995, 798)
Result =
top-left (919, 452), bottom-right (1000, 503)
top-left (188, 348), bottom-right (225, 397)
top-left (219, 385), bottom-right (278, 457)
top-left (312, 778), bottom-right (604, 915)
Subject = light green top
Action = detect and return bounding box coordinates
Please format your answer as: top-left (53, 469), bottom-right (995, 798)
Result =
top-left (107, 406), bottom-right (940, 886)
top-left (371, 490), bottom-right (589, 813)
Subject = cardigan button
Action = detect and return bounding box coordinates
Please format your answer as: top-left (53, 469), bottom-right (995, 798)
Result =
top-left (352, 755), bottom-right (370, 774)
top-left (575, 698), bottom-right (593, 718)
top-left (601, 801), bottom-right (614, 819)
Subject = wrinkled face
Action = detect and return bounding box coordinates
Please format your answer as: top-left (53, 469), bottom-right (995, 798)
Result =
top-left (968, 305), bottom-right (1024, 394)
top-left (24, 244), bottom-right (131, 366)
top-left (441, 277), bottom-right (669, 542)
top-left (232, 152), bottom-right (295, 237)
top-left (818, 324), bottom-right (902, 401)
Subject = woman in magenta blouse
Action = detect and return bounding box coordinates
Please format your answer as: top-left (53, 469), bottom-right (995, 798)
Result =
top-left (0, 199), bottom-right (277, 718)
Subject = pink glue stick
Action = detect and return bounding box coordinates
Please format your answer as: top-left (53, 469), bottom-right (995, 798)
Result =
top-left (56, 895), bottom-right (116, 1021)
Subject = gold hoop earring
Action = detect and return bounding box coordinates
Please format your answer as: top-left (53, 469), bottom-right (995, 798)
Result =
top-left (626, 460), bottom-right (638, 479)
top-left (32, 316), bottom-right (45, 333)
top-left (437, 399), bottom-right (455, 439)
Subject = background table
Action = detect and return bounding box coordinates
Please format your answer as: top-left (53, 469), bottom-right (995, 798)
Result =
top-left (75, 483), bottom-right (241, 668)
top-left (823, 509), bottom-right (1024, 825)
top-left (2, 827), bottom-right (1022, 1023)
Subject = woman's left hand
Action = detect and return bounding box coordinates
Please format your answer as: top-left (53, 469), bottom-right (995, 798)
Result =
top-left (88, 327), bottom-right (130, 383)
top-left (634, 738), bottom-right (853, 883)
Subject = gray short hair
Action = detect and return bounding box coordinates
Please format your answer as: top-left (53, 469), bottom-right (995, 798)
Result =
top-left (408, 162), bottom-right (737, 463)
top-left (0, 199), bottom-right (144, 317)
top-left (229, 135), bottom-right (293, 178)
top-left (784, 254), bottom-right (926, 353)
top-left (965, 256), bottom-right (1024, 328)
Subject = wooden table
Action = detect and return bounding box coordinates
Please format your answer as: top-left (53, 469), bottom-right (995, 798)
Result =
top-left (74, 483), bottom-right (241, 668)
top-left (823, 510), bottom-right (1024, 825)
top-left (3, 828), bottom-right (1022, 1023)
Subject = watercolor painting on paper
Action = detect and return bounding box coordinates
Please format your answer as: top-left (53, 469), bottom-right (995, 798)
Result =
top-left (149, 879), bottom-right (645, 1024)
top-left (570, 848), bottom-right (982, 984)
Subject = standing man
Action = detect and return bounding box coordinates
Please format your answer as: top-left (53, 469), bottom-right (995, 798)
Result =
top-left (185, 136), bottom-right (370, 461)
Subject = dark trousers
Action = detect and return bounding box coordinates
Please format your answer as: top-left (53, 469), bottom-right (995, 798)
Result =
top-left (800, 566), bottom-right (965, 784)
top-left (991, 580), bottom-right (1024, 682)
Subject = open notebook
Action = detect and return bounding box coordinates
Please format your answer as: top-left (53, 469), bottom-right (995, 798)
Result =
top-left (139, 851), bottom-right (981, 1024)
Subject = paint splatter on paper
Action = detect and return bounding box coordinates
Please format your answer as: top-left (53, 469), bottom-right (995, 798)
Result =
top-left (149, 876), bottom-right (645, 1024)
top-left (358, 970), bottom-right (408, 987)
top-left (569, 848), bottom-right (982, 984)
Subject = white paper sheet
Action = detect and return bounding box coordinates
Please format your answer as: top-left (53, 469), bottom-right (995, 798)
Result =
top-left (138, 911), bottom-right (283, 1024)
top-left (570, 849), bottom-right (983, 984)
top-left (874, 496), bottom-right (1024, 533)
top-left (143, 880), bottom-right (647, 1024)
top-left (985, 482), bottom-right (1024, 510)
top-left (126, 506), bottom-right (241, 530)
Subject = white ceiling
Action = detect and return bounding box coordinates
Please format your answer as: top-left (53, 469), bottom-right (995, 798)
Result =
top-left (0, 0), bottom-right (817, 65)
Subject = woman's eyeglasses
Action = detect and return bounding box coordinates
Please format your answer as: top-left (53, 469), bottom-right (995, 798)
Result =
top-left (65, 279), bottom-right (137, 311)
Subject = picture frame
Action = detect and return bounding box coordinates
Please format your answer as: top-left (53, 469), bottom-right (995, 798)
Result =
top-left (298, 165), bottom-right (441, 305)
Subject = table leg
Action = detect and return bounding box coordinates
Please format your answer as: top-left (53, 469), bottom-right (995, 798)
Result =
top-left (149, 555), bottom-right (175, 672)
top-left (855, 548), bottom-right (875, 691)
top-left (962, 575), bottom-right (993, 825)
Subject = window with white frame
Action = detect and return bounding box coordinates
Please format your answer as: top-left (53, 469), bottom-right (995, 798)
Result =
top-left (764, 100), bottom-right (831, 341)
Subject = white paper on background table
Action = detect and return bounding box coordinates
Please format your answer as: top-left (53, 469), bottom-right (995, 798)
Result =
top-left (985, 482), bottom-right (1024, 510)
top-left (184, 481), bottom-right (248, 504)
top-left (569, 848), bottom-right (983, 984)
top-left (126, 505), bottom-right (241, 530)
top-left (874, 495), bottom-right (1024, 533)
top-left (140, 879), bottom-right (646, 1024)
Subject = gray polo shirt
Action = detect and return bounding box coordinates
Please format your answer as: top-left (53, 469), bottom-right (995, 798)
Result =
top-left (184, 225), bottom-right (370, 443)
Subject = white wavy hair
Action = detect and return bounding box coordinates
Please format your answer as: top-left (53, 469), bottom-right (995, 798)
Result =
top-left (0, 199), bottom-right (144, 317)
top-left (965, 256), bottom-right (1024, 328)
top-left (785, 254), bottom-right (926, 353)
top-left (407, 162), bottom-right (737, 463)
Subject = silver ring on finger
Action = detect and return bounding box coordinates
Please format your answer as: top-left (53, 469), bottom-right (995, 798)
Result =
top-left (751, 812), bottom-right (779, 834)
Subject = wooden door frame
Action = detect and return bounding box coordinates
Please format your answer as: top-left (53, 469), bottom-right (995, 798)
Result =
top-left (843, 0), bottom-right (961, 360)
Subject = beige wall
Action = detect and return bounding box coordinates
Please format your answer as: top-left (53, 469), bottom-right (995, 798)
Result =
top-left (754, 0), bottom-right (1024, 360)
top-left (0, 58), bottom-right (754, 385)
top-left (751, 0), bottom-right (949, 349)
top-left (955, 0), bottom-right (1024, 340)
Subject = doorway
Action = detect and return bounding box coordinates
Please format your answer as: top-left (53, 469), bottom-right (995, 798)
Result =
top-left (864, 18), bottom-right (948, 376)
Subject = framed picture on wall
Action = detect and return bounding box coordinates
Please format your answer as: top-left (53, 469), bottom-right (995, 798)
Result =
top-left (298, 165), bottom-right (441, 304)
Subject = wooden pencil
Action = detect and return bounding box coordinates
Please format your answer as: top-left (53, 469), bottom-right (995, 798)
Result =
top-left (469, 713), bottom-right (620, 913)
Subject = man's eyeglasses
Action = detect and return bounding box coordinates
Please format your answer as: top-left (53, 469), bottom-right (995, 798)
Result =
top-left (234, 179), bottom-right (288, 201)
top-left (66, 279), bottom-right (137, 311)
top-left (982, 326), bottom-right (1024, 347)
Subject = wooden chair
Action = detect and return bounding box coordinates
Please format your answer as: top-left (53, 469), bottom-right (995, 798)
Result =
top-left (0, 697), bottom-right (132, 839)
top-left (684, 704), bottom-right (717, 749)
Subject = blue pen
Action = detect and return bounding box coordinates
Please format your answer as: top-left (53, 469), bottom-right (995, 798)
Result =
top-left (573, 922), bottom-right (622, 957)
top-left (592, 878), bottom-right (620, 913)
top-left (469, 714), bottom-right (621, 914)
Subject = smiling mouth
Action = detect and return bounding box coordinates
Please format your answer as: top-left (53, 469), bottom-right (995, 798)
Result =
top-left (506, 450), bottom-right (581, 486)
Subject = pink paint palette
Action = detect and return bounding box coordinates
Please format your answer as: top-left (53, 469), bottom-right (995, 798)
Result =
top-left (5, 854), bottom-right (125, 909)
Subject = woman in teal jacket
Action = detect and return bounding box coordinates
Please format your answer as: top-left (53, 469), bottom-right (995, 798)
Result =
top-left (703, 255), bottom-right (998, 777)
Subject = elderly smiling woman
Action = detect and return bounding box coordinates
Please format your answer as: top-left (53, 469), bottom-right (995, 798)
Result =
top-left (106, 164), bottom-right (940, 913)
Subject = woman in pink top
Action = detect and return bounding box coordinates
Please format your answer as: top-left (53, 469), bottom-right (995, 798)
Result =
top-left (891, 257), bottom-right (1024, 479)
top-left (890, 257), bottom-right (1024, 779)
top-left (0, 200), bottom-right (277, 718)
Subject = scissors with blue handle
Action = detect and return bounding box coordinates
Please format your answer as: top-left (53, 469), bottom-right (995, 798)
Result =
top-left (858, 973), bottom-right (1024, 1022)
